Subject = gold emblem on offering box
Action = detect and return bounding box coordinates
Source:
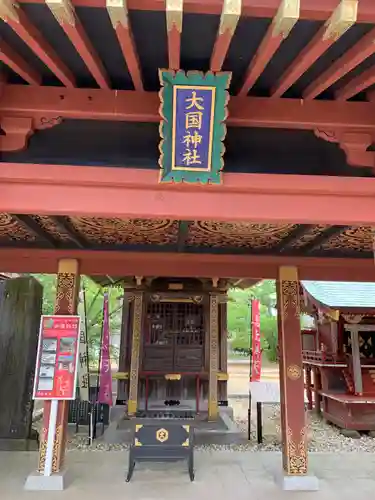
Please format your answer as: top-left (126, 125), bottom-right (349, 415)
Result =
top-left (156, 428), bottom-right (169, 443)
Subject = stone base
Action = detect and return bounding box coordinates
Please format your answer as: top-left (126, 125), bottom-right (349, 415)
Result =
top-left (276, 473), bottom-right (319, 491)
top-left (24, 470), bottom-right (69, 491)
top-left (340, 429), bottom-right (361, 439)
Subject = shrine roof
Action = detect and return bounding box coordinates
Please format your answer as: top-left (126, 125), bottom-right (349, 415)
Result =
top-left (302, 281), bottom-right (375, 309)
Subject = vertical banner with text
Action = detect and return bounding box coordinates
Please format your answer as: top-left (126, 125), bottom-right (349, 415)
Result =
top-left (250, 300), bottom-right (262, 382)
top-left (77, 289), bottom-right (90, 401)
top-left (98, 292), bottom-right (113, 406)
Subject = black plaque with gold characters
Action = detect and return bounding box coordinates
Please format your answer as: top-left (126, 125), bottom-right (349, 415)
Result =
top-left (126, 419), bottom-right (194, 482)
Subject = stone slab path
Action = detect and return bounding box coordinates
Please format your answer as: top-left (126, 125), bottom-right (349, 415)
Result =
top-left (1, 450), bottom-right (375, 500)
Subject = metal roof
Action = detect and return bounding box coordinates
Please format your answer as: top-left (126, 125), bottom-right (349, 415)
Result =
top-left (302, 281), bottom-right (375, 309)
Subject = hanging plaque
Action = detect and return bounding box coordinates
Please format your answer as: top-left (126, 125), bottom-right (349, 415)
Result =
top-left (158, 70), bottom-right (231, 184)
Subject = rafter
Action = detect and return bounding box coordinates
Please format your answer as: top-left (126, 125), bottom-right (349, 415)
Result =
top-left (271, 0), bottom-right (358, 98)
top-left (238, 0), bottom-right (300, 96)
top-left (303, 25), bottom-right (375, 100)
top-left (0, 42), bottom-right (41, 85)
top-left (210, 0), bottom-right (241, 72)
top-left (336, 65), bottom-right (375, 101)
top-left (273, 224), bottom-right (315, 253)
top-left (166, 0), bottom-right (182, 70)
top-left (11, 214), bottom-right (58, 247)
top-left (106, 0), bottom-right (143, 90)
top-left (2, 85), bottom-right (375, 130)
top-left (0, 0), bottom-right (75, 87)
top-left (302, 226), bottom-right (350, 254)
top-left (50, 216), bottom-right (90, 248)
top-left (12, 0), bottom-right (375, 23)
top-left (46, 0), bottom-right (109, 88)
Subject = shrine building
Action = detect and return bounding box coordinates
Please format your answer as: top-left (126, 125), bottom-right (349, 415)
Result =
top-left (2, 0), bottom-right (375, 491)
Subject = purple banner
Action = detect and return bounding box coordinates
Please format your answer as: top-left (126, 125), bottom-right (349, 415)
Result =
top-left (98, 293), bottom-right (112, 406)
top-left (172, 86), bottom-right (215, 171)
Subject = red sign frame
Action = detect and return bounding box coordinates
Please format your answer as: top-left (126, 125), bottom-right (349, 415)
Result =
top-left (251, 300), bottom-right (262, 382)
top-left (33, 315), bottom-right (81, 400)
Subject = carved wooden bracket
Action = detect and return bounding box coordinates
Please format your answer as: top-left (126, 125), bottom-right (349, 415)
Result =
top-left (0, 115), bottom-right (62, 152)
top-left (314, 128), bottom-right (375, 171)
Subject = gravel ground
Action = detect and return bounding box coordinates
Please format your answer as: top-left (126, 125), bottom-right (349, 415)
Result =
top-left (33, 397), bottom-right (375, 453)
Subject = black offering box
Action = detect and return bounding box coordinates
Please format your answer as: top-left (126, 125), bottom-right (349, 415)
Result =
top-left (126, 409), bottom-right (196, 482)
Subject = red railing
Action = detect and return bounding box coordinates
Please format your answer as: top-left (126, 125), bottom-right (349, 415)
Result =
top-left (302, 350), bottom-right (341, 363)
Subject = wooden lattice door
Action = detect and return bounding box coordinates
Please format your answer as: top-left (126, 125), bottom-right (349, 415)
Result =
top-left (143, 301), bottom-right (205, 373)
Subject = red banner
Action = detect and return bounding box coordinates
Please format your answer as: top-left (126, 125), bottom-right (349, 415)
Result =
top-left (33, 315), bottom-right (80, 400)
top-left (98, 293), bottom-right (113, 406)
top-left (250, 300), bottom-right (262, 382)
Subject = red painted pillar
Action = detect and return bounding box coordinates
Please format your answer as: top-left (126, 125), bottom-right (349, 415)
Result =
top-left (306, 367), bottom-right (313, 411)
top-left (38, 259), bottom-right (80, 473)
top-left (277, 266), bottom-right (308, 476)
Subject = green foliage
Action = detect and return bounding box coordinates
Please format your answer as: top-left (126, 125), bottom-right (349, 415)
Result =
top-left (32, 274), bottom-right (123, 363)
top-left (227, 280), bottom-right (278, 361)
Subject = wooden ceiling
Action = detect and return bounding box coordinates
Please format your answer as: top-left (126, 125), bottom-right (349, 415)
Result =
top-left (0, 214), bottom-right (372, 260)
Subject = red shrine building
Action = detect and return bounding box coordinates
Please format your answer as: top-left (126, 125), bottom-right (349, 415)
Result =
top-left (2, 0), bottom-right (375, 491)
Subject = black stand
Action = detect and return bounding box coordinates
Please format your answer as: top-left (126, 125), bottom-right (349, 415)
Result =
top-left (256, 402), bottom-right (263, 444)
top-left (247, 393), bottom-right (252, 440)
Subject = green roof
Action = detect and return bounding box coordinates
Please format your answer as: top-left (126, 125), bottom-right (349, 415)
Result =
top-left (301, 281), bottom-right (375, 309)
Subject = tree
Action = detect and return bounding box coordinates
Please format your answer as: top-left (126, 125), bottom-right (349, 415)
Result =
top-left (32, 274), bottom-right (123, 364)
top-left (228, 280), bottom-right (278, 361)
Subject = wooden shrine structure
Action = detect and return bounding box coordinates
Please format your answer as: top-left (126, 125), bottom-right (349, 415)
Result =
top-left (302, 281), bottom-right (375, 432)
top-left (4, 0), bottom-right (375, 489)
top-left (116, 277), bottom-right (235, 415)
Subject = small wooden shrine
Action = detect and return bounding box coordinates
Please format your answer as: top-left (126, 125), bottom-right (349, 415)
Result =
top-left (302, 281), bottom-right (375, 431)
top-left (115, 277), bottom-right (238, 417)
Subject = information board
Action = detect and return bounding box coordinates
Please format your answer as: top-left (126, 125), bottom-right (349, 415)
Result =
top-left (249, 381), bottom-right (308, 404)
top-left (33, 315), bottom-right (80, 400)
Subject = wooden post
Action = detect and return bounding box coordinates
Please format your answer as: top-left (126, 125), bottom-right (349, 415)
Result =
top-left (117, 291), bottom-right (130, 401)
top-left (312, 367), bottom-right (322, 414)
top-left (219, 300), bottom-right (228, 402)
top-left (277, 266), bottom-right (308, 477)
top-left (349, 326), bottom-right (363, 395)
top-left (208, 293), bottom-right (219, 420)
top-left (305, 367), bottom-right (313, 410)
top-left (127, 292), bottom-right (143, 416)
top-left (38, 259), bottom-right (80, 473)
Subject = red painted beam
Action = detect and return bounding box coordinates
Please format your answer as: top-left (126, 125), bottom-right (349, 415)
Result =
top-left (13, 0), bottom-right (375, 23)
top-left (210, 30), bottom-right (233, 72)
top-left (2, 85), bottom-right (375, 130)
top-left (46, 1), bottom-right (110, 89)
top-left (3, 163), bottom-right (375, 226)
top-left (303, 27), bottom-right (375, 100)
top-left (167, 26), bottom-right (181, 71)
top-left (2, 4), bottom-right (75, 87)
top-left (0, 248), bottom-right (374, 281)
top-left (106, 1), bottom-right (143, 91)
top-left (238, 0), bottom-right (300, 96)
top-left (336, 66), bottom-right (375, 101)
top-left (0, 42), bottom-right (41, 85)
top-left (238, 28), bottom-right (285, 97)
top-left (166, 1), bottom-right (182, 70)
top-left (210, 1), bottom-right (241, 72)
top-left (271, 27), bottom-right (342, 98)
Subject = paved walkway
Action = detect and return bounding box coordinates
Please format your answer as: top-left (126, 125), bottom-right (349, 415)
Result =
top-left (1, 451), bottom-right (374, 500)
